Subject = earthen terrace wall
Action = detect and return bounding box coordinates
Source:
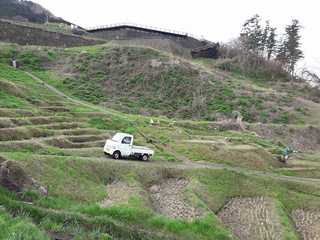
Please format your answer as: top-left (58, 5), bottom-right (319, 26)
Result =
top-left (0, 20), bottom-right (104, 47)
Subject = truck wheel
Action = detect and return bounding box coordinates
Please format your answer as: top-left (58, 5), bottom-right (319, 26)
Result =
top-left (142, 154), bottom-right (149, 161)
top-left (113, 151), bottom-right (121, 160)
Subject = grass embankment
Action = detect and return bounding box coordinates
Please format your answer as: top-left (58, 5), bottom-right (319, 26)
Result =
top-left (0, 206), bottom-right (49, 240)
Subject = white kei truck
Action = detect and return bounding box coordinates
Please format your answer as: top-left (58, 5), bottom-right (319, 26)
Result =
top-left (104, 133), bottom-right (154, 161)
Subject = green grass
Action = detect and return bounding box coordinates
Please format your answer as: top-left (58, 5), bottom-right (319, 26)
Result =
top-left (0, 208), bottom-right (49, 240)
top-left (193, 169), bottom-right (320, 212)
top-left (0, 90), bottom-right (27, 108)
top-left (172, 141), bottom-right (278, 170)
top-left (275, 201), bottom-right (300, 240)
top-left (0, 63), bottom-right (35, 85)
top-left (2, 153), bottom-right (107, 202)
top-left (88, 117), bottom-right (135, 134)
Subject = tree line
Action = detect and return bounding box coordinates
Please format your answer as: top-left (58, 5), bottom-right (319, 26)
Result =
top-left (239, 14), bottom-right (304, 78)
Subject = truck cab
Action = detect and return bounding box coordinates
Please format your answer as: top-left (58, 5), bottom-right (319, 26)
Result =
top-left (104, 133), bottom-right (154, 161)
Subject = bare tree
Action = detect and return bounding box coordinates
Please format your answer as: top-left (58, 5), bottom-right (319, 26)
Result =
top-left (302, 69), bottom-right (320, 86)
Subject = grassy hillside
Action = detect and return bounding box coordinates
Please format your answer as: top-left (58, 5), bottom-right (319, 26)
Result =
top-left (0, 0), bottom-right (66, 24)
top-left (0, 42), bottom-right (320, 239)
top-left (1, 43), bottom-right (319, 124)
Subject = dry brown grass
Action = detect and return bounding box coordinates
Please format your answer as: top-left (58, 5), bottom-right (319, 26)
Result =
top-left (0, 155), bottom-right (6, 163)
top-left (28, 116), bottom-right (73, 125)
top-left (0, 118), bottom-right (15, 128)
top-left (0, 140), bottom-right (44, 152)
top-left (45, 137), bottom-right (104, 149)
top-left (40, 122), bottom-right (82, 130)
top-left (57, 128), bottom-right (105, 136)
top-left (10, 118), bottom-right (31, 126)
top-left (0, 79), bottom-right (25, 97)
top-left (66, 134), bottom-right (109, 143)
top-left (40, 106), bottom-right (70, 112)
top-left (0, 127), bottom-right (53, 141)
top-left (0, 108), bottom-right (35, 118)
top-left (249, 124), bottom-right (320, 151)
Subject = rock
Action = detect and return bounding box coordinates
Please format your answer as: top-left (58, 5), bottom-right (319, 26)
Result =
top-left (150, 59), bottom-right (162, 68)
top-left (149, 185), bottom-right (160, 194)
top-left (0, 160), bottom-right (33, 192)
top-left (0, 159), bottom-right (47, 196)
top-left (38, 186), bottom-right (48, 196)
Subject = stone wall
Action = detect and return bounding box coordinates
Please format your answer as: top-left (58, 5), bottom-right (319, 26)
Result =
top-left (0, 20), bottom-right (104, 47)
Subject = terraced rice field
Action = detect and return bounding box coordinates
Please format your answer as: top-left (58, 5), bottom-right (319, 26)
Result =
top-left (149, 178), bottom-right (203, 220)
top-left (0, 107), bottom-right (111, 158)
top-left (101, 181), bottom-right (147, 207)
top-left (292, 210), bottom-right (320, 240)
top-left (218, 197), bottom-right (288, 240)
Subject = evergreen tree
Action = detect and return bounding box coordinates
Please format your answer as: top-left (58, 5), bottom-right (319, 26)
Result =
top-left (266, 27), bottom-right (277, 60)
top-left (277, 19), bottom-right (304, 76)
top-left (240, 14), bottom-right (263, 53)
top-left (276, 37), bottom-right (288, 66)
top-left (261, 20), bottom-right (270, 54)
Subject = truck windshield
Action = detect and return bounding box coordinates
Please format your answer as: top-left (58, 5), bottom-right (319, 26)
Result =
top-left (122, 137), bottom-right (132, 144)
top-left (112, 134), bottom-right (122, 142)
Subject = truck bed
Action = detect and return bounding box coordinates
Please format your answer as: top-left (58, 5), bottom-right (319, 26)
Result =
top-left (132, 145), bottom-right (153, 152)
top-left (133, 145), bottom-right (151, 150)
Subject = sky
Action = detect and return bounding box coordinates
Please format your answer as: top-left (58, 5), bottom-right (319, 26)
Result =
top-left (33, 0), bottom-right (320, 74)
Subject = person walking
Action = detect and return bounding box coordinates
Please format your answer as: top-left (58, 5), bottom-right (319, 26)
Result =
top-left (283, 146), bottom-right (290, 163)
top-left (11, 57), bottom-right (17, 68)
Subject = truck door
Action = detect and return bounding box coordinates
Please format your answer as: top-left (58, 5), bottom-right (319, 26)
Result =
top-left (120, 136), bottom-right (132, 157)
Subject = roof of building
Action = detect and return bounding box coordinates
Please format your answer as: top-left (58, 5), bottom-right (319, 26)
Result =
top-left (87, 23), bottom-right (196, 39)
